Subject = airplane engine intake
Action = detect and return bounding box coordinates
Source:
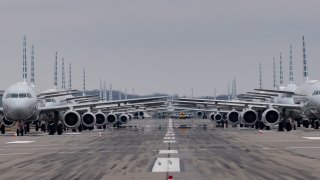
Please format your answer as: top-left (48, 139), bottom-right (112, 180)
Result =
top-left (262, 109), bottom-right (280, 126)
top-left (209, 113), bottom-right (215, 121)
top-left (95, 112), bottom-right (107, 126)
top-left (106, 114), bottom-right (117, 125)
top-left (197, 111), bottom-right (203, 117)
top-left (227, 111), bottom-right (240, 125)
top-left (119, 114), bottom-right (129, 124)
top-left (214, 113), bottom-right (223, 122)
top-left (62, 111), bottom-right (81, 128)
top-left (239, 109), bottom-right (258, 126)
top-left (2, 117), bottom-right (15, 127)
top-left (82, 112), bottom-right (96, 127)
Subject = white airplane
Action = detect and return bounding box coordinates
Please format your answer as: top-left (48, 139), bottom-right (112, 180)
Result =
top-left (174, 36), bottom-right (320, 130)
top-left (0, 36), bottom-right (168, 136)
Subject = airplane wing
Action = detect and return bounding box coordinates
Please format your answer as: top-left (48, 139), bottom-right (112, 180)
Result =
top-left (175, 98), bottom-right (301, 110)
top-left (39, 96), bottom-right (168, 113)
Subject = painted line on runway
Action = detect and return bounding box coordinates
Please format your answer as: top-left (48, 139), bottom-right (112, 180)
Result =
top-left (66, 133), bottom-right (82, 135)
top-left (302, 137), bottom-right (320, 140)
top-left (164, 137), bottom-right (175, 140)
top-left (159, 150), bottom-right (178, 154)
top-left (5, 141), bottom-right (35, 144)
top-left (0, 153), bottom-right (34, 156)
top-left (152, 158), bottom-right (180, 172)
top-left (163, 140), bottom-right (176, 143)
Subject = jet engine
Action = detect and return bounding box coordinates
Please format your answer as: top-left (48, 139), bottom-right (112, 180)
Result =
top-left (106, 113), bottom-right (117, 125)
top-left (227, 111), bottom-right (240, 125)
top-left (95, 112), bottom-right (107, 126)
top-left (209, 113), bottom-right (215, 121)
top-left (62, 111), bottom-right (81, 128)
top-left (2, 117), bottom-right (15, 127)
top-left (82, 112), bottom-right (96, 127)
top-left (239, 109), bottom-right (258, 126)
top-left (214, 113), bottom-right (223, 122)
top-left (197, 111), bottom-right (204, 117)
top-left (139, 111), bottom-right (144, 117)
top-left (262, 108), bottom-right (280, 126)
top-left (119, 114), bottom-right (129, 124)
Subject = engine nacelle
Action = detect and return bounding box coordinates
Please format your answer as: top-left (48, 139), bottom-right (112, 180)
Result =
top-left (62, 111), bottom-right (81, 128)
top-left (106, 113), bottom-right (117, 125)
top-left (239, 109), bottom-right (258, 126)
top-left (197, 111), bottom-right (204, 117)
top-left (209, 113), bottom-right (215, 121)
top-left (227, 111), bottom-right (240, 125)
top-left (262, 108), bottom-right (280, 126)
top-left (82, 112), bottom-right (96, 128)
top-left (95, 112), bottom-right (107, 126)
top-left (214, 113), bottom-right (223, 122)
top-left (119, 114), bottom-right (129, 124)
top-left (138, 111), bottom-right (144, 117)
top-left (127, 114), bottom-right (133, 120)
top-left (134, 112), bottom-right (139, 118)
top-left (2, 117), bottom-right (15, 127)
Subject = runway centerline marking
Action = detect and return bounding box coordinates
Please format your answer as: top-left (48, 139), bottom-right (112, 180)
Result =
top-left (152, 158), bottom-right (180, 172)
top-left (302, 137), bottom-right (320, 140)
top-left (5, 141), bottom-right (35, 144)
top-left (163, 140), bottom-right (176, 143)
top-left (159, 150), bottom-right (178, 154)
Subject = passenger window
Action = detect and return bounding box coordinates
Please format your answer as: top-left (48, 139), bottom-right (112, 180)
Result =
top-left (11, 93), bottom-right (18, 98)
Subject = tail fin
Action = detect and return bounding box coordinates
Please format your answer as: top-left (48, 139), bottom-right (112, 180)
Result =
top-left (302, 36), bottom-right (308, 81)
top-left (22, 35), bottom-right (27, 82)
top-left (30, 45), bottom-right (35, 86)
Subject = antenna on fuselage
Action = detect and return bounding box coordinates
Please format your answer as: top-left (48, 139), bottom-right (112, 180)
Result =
top-left (82, 67), bottom-right (86, 96)
top-left (302, 36), bottom-right (308, 81)
top-left (22, 35), bottom-right (27, 83)
top-left (54, 52), bottom-right (58, 90)
top-left (289, 45), bottom-right (294, 84)
top-left (68, 62), bottom-right (72, 91)
top-left (280, 52), bottom-right (284, 86)
top-left (30, 45), bottom-right (35, 87)
top-left (61, 58), bottom-right (65, 90)
top-left (273, 57), bottom-right (277, 89)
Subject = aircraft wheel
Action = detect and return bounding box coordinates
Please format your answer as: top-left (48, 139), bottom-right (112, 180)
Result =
top-left (41, 124), bottom-right (46, 132)
top-left (20, 129), bottom-right (24, 136)
top-left (314, 120), bottom-right (320, 129)
top-left (16, 129), bottom-right (19, 136)
top-left (303, 120), bottom-right (309, 128)
top-left (0, 124), bottom-right (5, 134)
top-left (57, 124), bottom-right (63, 135)
top-left (35, 123), bottom-right (39, 131)
top-left (285, 122), bottom-right (292, 131)
top-left (48, 123), bottom-right (55, 135)
top-left (78, 124), bottom-right (83, 132)
top-left (103, 124), bottom-right (106, 129)
top-left (26, 123), bottom-right (30, 133)
top-left (278, 121), bottom-right (284, 131)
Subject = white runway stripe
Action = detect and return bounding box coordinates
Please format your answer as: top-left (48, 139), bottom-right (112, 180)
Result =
top-left (159, 150), bottom-right (178, 154)
top-left (164, 137), bottom-right (175, 140)
top-left (302, 137), bottom-right (320, 140)
top-left (163, 140), bottom-right (176, 143)
top-left (152, 158), bottom-right (180, 172)
top-left (5, 141), bottom-right (35, 144)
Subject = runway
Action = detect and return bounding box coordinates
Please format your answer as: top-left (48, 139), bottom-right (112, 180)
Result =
top-left (0, 118), bottom-right (320, 180)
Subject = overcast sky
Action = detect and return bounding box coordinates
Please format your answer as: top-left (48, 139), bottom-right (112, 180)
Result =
top-left (0, 0), bottom-right (320, 96)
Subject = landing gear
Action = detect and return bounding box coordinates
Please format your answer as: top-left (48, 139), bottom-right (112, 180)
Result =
top-left (314, 120), bottom-right (320, 129)
top-left (25, 123), bottom-right (30, 134)
top-left (0, 124), bottom-right (5, 134)
top-left (16, 121), bottom-right (25, 136)
top-left (41, 123), bottom-right (46, 132)
top-left (285, 122), bottom-right (292, 131)
top-left (78, 124), bottom-right (83, 132)
top-left (48, 121), bottom-right (55, 135)
top-left (278, 121), bottom-right (284, 131)
top-left (35, 123), bottom-right (39, 131)
top-left (303, 120), bottom-right (309, 128)
top-left (57, 124), bottom-right (63, 135)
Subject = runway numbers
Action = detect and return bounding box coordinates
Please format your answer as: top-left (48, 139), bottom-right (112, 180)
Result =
top-left (152, 158), bottom-right (180, 172)
top-left (302, 137), bottom-right (320, 140)
top-left (5, 141), bottom-right (35, 144)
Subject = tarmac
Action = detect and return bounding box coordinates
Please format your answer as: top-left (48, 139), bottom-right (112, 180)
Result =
top-left (0, 118), bottom-right (320, 180)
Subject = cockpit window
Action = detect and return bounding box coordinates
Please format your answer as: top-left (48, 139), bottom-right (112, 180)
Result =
top-left (313, 90), bottom-right (320, 96)
top-left (5, 93), bottom-right (11, 98)
top-left (11, 93), bottom-right (18, 98)
top-left (19, 93), bottom-right (27, 98)
top-left (27, 93), bottom-right (32, 98)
